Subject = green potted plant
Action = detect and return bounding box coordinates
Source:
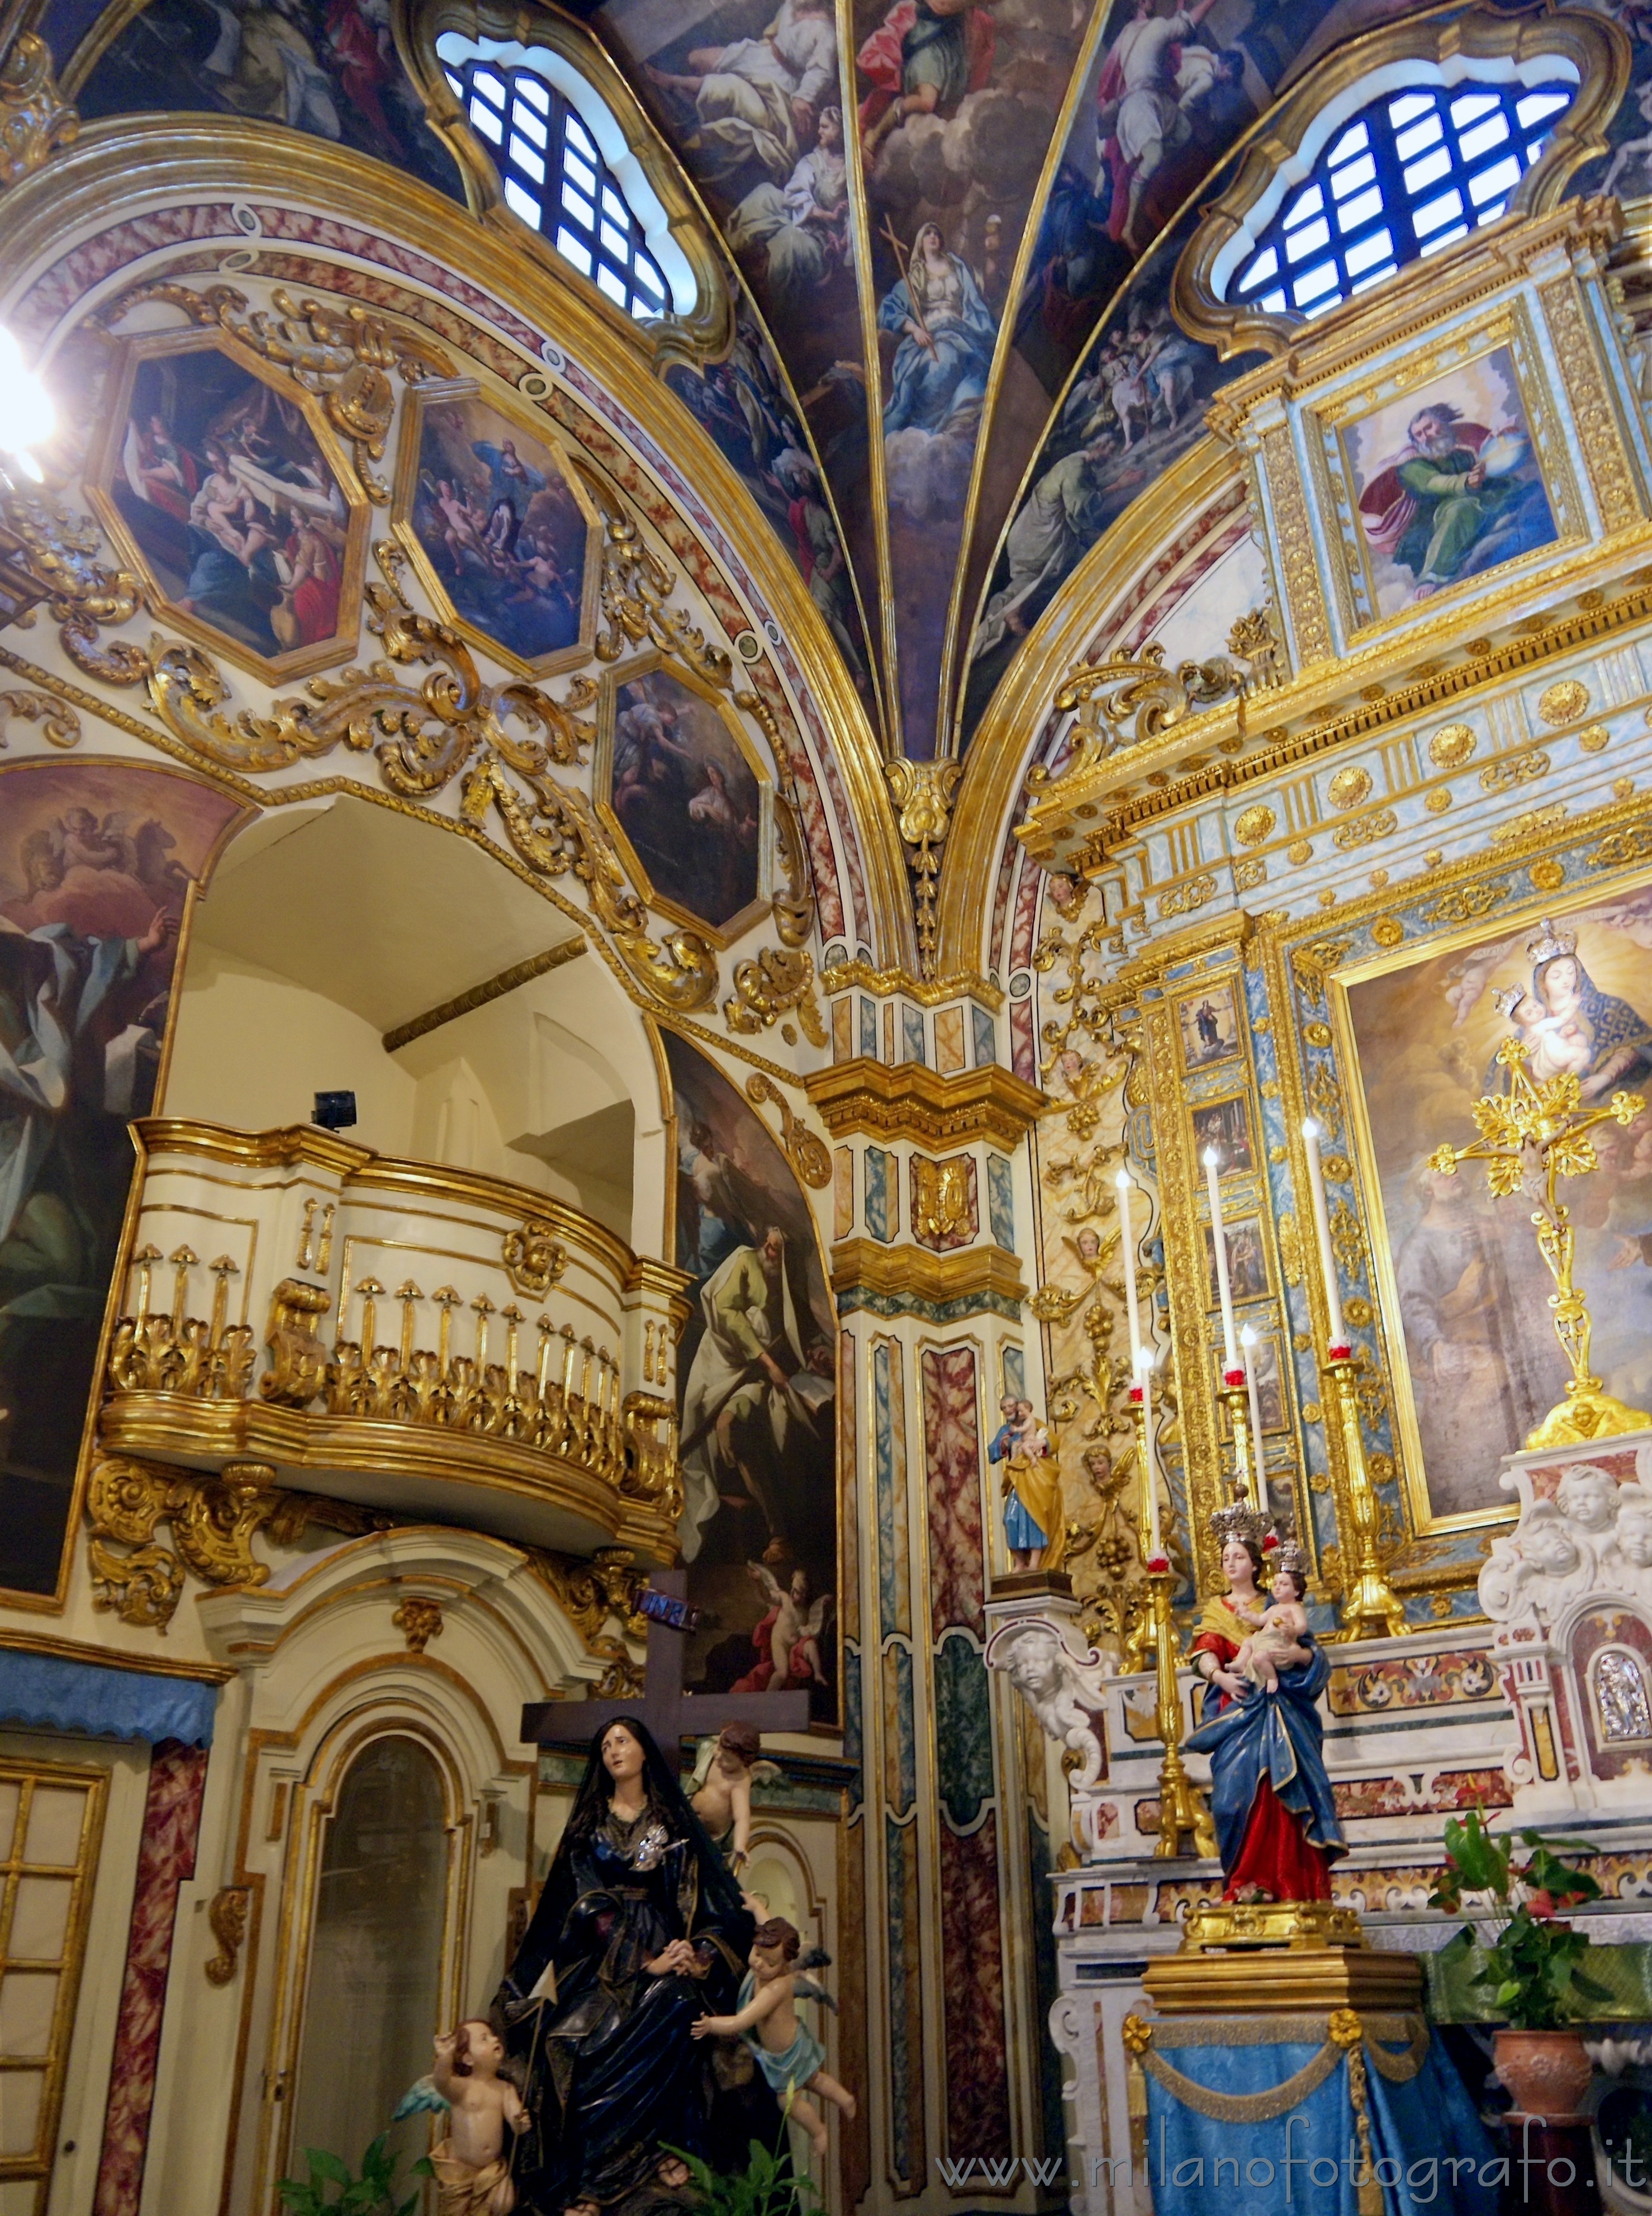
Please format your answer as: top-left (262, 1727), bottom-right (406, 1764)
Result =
top-left (1430, 1807), bottom-right (1611, 2118)
top-left (277, 2134), bottom-right (431, 2216)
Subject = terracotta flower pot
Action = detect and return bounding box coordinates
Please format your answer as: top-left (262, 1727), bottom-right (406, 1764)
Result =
top-left (1494, 2028), bottom-right (1594, 2120)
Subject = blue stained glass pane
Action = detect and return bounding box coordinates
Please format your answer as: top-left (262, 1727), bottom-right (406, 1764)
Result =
top-left (1394, 112), bottom-right (1444, 160)
top-left (516, 74), bottom-right (549, 112)
top-left (1283, 183), bottom-right (1325, 226)
top-left (1293, 260), bottom-right (1340, 305)
top-left (1285, 215), bottom-right (1331, 261)
top-left (1331, 151), bottom-right (1377, 197)
top-left (1336, 184), bottom-right (1384, 233)
top-left (1412, 186), bottom-right (1464, 234)
top-left (1238, 245), bottom-right (1279, 291)
top-left (1403, 144), bottom-right (1452, 191)
top-left (1458, 112), bottom-right (1510, 162)
top-left (1517, 90), bottom-right (1570, 127)
top-left (1388, 91), bottom-right (1436, 126)
top-left (1327, 120), bottom-right (1369, 164)
top-left (1450, 91), bottom-right (1501, 126)
top-left (1345, 227), bottom-right (1393, 274)
top-left (504, 176), bottom-right (540, 225)
top-left (1469, 153), bottom-right (1522, 203)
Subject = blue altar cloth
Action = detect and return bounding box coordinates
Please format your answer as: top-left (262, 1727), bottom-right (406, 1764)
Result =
top-left (1133, 2011), bottom-right (1499, 2216)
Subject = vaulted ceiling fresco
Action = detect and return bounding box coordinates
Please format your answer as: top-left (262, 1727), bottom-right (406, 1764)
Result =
top-left (32, 0), bottom-right (1652, 761)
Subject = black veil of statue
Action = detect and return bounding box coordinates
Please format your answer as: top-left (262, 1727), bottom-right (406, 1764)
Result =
top-left (493, 1716), bottom-right (784, 2213)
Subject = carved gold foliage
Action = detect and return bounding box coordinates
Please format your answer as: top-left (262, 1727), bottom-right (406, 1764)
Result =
top-left (1291, 939), bottom-right (1352, 1006)
top-left (204, 1887), bottom-right (250, 1986)
top-left (1233, 855), bottom-right (1266, 893)
top-left (912, 1155), bottom-right (974, 1248)
top-left (1259, 423), bottom-right (1331, 664)
top-left (1538, 278), bottom-right (1640, 538)
top-left (1331, 808), bottom-right (1397, 853)
top-left (1328, 1199), bottom-right (1365, 1282)
top-left (744, 1071), bottom-right (831, 1189)
top-left (148, 548), bottom-right (718, 1014)
top-left (1278, 1211), bottom-right (1304, 1289)
top-left (1233, 804), bottom-right (1275, 847)
top-left (1589, 823), bottom-right (1652, 870)
top-left (502, 1220), bottom-right (567, 1298)
top-left (0, 34), bottom-right (77, 188)
top-left (1479, 749), bottom-right (1550, 795)
top-left (771, 787), bottom-right (813, 948)
top-left (885, 757), bottom-right (962, 975)
top-left (1158, 873), bottom-right (1217, 919)
top-left (102, 282), bottom-right (454, 501)
top-left (260, 1279), bottom-right (332, 1407)
top-left (1421, 881), bottom-right (1509, 925)
top-left (393, 1595), bottom-right (444, 1651)
top-left (530, 1543), bottom-right (647, 1685)
top-left (1306, 1062), bottom-right (1343, 1141)
top-left (724, 946), bottom-right (826, 1046)
top-left (0, 688), bottom-right (79, 748)
top-left (86, 1455), bottom-right (386, 1630)
top-left (0, 495), bottom-right (146, 684)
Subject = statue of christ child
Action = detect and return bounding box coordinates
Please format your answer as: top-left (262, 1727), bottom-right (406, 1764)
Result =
top-left (1232, 1560), bottom-right (1310, 1689)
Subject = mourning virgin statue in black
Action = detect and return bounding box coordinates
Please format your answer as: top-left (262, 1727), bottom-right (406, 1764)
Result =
top-left (493, 1716), bottom-right (780, 2215)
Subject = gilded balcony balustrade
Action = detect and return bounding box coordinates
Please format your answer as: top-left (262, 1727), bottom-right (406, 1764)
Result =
top-left (98, 1121), bottom-right (692, 1559)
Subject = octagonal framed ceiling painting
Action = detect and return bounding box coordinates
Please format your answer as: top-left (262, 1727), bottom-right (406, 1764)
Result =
top-left (392, 380), bottom-right (600, 678)
top-left (597, 652), bottom-right (771, 948)
top-left (88, 329), bottom-right (369, 683)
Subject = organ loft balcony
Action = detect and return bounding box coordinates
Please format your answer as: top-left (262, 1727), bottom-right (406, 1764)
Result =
top-left (96, 1120), bottom-right (692, 1560)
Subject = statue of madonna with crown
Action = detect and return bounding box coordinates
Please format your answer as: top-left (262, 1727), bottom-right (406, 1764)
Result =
top-left (1183, 1502), bottom-right (1347, 1901)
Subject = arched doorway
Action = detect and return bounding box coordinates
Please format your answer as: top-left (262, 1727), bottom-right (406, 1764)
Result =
top-left (286, 1736), bottom-right (449, 2179)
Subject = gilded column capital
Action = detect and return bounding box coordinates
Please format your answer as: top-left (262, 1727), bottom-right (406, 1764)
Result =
top-left (804, 1057), bottom-right (1046, 1150)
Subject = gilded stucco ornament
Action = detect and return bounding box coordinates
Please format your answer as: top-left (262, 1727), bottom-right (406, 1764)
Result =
top-left (98, 281), bottom-right (455, 502)
top-left (724, 946), bottom-right (827, 1045)
top-left (885, 757), bottom-right (963, 975)
top-left (770, 784), bottom-right (814, 948)
top-left (0, 33), bottom-right (77, 187)
top-left (0, 688), bottom-right (78, 747)
top-left (0, 493), bottom-right (146, 683)
top-left (743, 1071), bottom-right (832, 1189)
top-left (86, 1453), bottom-right (387, 1630)
top-left (146, 544), bottom-right (719, 1012)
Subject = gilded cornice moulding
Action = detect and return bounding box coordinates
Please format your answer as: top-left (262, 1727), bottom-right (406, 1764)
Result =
top-left (1041, 569), bottom-right (1652, 875)
top-left (828, 1235), bottom-right (1027, 1317)
top-left (803, 1057), bottom-right (1047, 1150)
top-left (0, 121), bottom-right (911, 967)
top-left (820, 959), bottom-right (1003, 1011)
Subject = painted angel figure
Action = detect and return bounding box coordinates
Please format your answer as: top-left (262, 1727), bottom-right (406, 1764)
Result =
top-left (746, 1559), bottom-right (832, 1688)
top-left (395, 2019), bottom-right (528, 2215)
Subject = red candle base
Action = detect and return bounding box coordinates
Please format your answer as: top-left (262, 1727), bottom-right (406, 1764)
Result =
top-left (1328, 1343), bottom-right (1352, 1362)
top-left (1128, 1386), bottom-right (1143, 1404)
top-left (1222, 1367), bottom-right (1246, 1387)
top-left (1146, 1555), bottom-right (1170, 1575)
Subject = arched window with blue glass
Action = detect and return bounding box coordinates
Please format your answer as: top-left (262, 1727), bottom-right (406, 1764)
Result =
top-left (1226, 76), bottom-right (1576, 320)
top-left (436, 32), bottom-right (697, 325)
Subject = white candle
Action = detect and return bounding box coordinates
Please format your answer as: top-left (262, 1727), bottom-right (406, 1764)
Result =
top-left (1301, 1118), bottom-right (1347, 1348)
top-left (1240, 1323), bottom-right (1266, 1512)
top-left (1116, 1168), bottom-right (1142, 1367)
top-left (1204, 1147), bottom-right (1238, 1371)
top-left (1137, 1348), bottom-right (1164, 1559)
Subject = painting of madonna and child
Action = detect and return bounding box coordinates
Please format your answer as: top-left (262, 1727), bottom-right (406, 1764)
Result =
top-left (101, 341), bottom-right (360, 670)
top-left (665, 1031), bottom-right (838, 1726)
top-left (1345, 347), bottom-right (1559, 620)
top-left (405, 392), bottom-right (595, 671)
top-left (1345, 892), bottom-right (1652, 1527)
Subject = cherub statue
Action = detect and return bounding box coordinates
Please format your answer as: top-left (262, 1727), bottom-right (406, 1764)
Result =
top-left (396, 2019), bottom-right (527, 2215)
top-left (747, 1561), bottom-right (833, 1688)
top-left (691, 1917), bottom-right (856, 2161)
top-left (987, 1621), bottom-right (1113, 1786)
top-left (688, 1721), bottom-right (781, 1877)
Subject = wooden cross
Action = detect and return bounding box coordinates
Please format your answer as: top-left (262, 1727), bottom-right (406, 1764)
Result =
top-left (521, 1571), bottom-right (811, 1755)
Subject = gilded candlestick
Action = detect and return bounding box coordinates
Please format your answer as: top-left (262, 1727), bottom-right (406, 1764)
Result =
top-left (1150, 1570), bottom-right (1217, 1862)
top-left (1322, 1349), bottom-right (1408, 1641)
